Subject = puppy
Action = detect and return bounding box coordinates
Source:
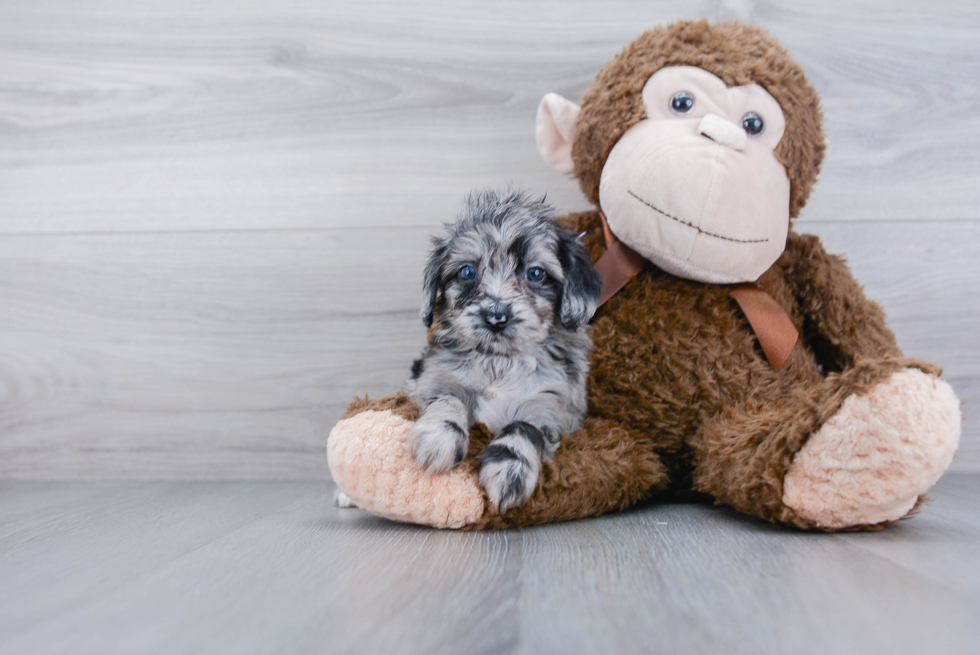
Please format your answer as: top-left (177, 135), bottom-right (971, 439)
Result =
top-left (407, 189), bottom-right (602, 513)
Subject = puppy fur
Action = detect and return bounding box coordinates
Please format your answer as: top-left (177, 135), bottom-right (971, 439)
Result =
top-left (407, 189), bottom-right (603, 513)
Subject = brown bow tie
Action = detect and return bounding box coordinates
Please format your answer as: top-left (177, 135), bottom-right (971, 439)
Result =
top-left (593, 211), bottom-right (798, 372)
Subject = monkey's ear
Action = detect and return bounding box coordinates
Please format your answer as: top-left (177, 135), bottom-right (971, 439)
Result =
top-left (557, 229), bottom-right (602, 329)
top-left (420, 241), bottom-right (447, 328)
top-left (536, 93), bottom-right (581, 175)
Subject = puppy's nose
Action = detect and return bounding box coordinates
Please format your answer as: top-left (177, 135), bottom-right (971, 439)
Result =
top-left (482, 304), bottom-right (511, 332)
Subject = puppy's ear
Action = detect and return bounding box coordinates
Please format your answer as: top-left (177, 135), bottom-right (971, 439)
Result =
top-left (420, 240), bottom-right (448, 328)
top-left (557, 228), bottom-right (602, 328)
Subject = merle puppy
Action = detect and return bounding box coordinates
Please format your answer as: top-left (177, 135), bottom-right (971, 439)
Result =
top-left (407, 190), bottom-right (603, 513)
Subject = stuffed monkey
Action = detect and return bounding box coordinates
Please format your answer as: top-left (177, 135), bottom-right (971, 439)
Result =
top-left (327, 21), bottom-right (961, 531)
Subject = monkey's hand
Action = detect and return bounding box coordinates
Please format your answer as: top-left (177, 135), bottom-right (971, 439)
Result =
top-left (409, 396), bottom-right (470, 472)
top-left (327, 393), bottom-right (486, 529)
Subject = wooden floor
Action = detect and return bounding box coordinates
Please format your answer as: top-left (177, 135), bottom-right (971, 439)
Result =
top-left (1, 475), bottom-right (978, 654)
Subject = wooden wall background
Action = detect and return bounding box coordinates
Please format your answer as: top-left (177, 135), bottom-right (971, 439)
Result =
top-left (1, 0), bottom-right (977, 479)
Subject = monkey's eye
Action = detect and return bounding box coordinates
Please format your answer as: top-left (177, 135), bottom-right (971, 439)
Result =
top-left (741, 112), bottom-right (764, 136)
top-left (525, 267), bottom-right (546, 283)
top-left (670, 91), bottom-right (695, 115)
top-left (458, 265), bottom-right (476, 281)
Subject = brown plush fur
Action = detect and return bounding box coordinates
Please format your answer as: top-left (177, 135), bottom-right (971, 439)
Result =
top-left (572, 20), bottom-right (825, 219)
top-left (341, 394), bottom-right (420, 422)
top-left (339, 21), bottom-right (943, 531)
top-left (471, 417), bottom-right (669, 529)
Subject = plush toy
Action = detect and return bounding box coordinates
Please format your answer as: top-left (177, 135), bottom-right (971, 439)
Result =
top-left (327, 20), bottom-right (961, 531)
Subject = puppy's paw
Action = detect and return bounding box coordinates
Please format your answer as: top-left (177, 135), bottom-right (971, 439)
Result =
top-left (409, 415), bottom-right (469, 473)
top-left (478, 440), bottom-right (541, 514)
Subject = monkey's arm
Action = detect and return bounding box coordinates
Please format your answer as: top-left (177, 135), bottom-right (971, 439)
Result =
top-left (783, 231), bottom-right (911, 370)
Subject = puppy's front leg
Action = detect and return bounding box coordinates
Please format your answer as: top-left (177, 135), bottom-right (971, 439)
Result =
top-left (409, 395), bottom-right (470, 473)
top-left (478, 422), bottom-right (558, 514)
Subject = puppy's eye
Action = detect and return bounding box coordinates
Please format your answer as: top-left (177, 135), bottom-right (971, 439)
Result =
top-left (525, 267), bottom-right (546, 283)
top-left (458, 265), bottom-right (476, 281)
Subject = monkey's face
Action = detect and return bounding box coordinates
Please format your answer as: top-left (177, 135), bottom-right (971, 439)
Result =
top-left (537, 61), bottom-right (799, 285)
top-left (597, 66), bottom-right (790, 283)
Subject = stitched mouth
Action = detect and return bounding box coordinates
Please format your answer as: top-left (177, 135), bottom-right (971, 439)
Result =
top-left (627, 190), bottom-right (769, 244)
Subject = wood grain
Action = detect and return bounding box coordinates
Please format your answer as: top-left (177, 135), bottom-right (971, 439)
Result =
top-left (0, 481), bottom-right (522, 654)
top-left (1, 0), bottom-right (978, 234)
top-left (519, 504), bottom-right (979, 654)
top-left (1, 476), bottom-right (978, 654)
top-left (0, 481), bottom-right (312, 638)
top-left (845, 473), bottom-right (980, 601)
top-left (0, 0), bottom-right (978, 479)
top-left (0, 221), bottom-right (976, 477)
top-left (0, 229), bottom-right (432, 478)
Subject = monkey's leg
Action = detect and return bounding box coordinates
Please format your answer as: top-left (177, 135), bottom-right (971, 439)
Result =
top-left (692, 357), bottom-right (960, 530)
top-left (328, 395), bottom-right (668, 529)
top-left (479, 417), bottom-right (669, 529)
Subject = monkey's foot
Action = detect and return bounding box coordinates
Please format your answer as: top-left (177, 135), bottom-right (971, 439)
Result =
top-left (783, 368), bottom-right (961, 529)
top-left (327, 410), bottom-right (485, 529)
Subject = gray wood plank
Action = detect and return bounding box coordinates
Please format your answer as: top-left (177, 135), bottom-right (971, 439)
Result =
top-left (519, 504), bottom-right (979, 655)
top-left (1, 0), bottom-right (978, 235)
top-left (0, 228), bottom-right (429, 478)
top-left (0, 221), bottom-right (976, 478)
top-left (0, 481), bottom-right (126, 529)
top-left (844, 474), bottom-right (980, 601)
top-left (0, 481), bottom-right (313, 641)
top-left (0, 482), bottom-right (521, 655)
top-left (1, 476), bottom-right (978, 654)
